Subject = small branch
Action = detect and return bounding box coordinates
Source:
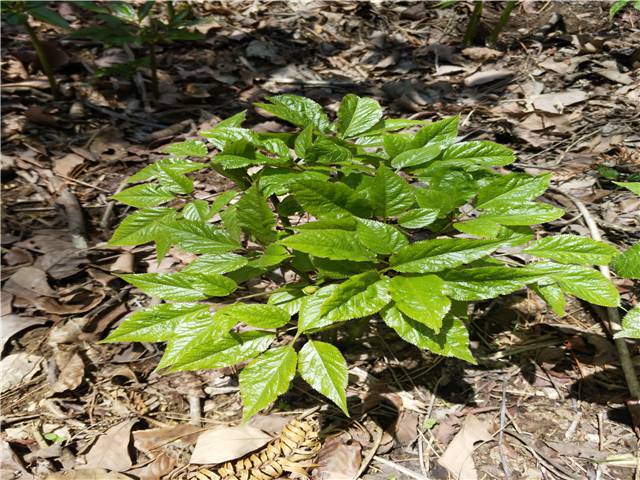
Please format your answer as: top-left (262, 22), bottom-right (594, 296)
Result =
top-left (373, 455), bottom-right (430, 480)
top-left (56, 188), bottom-right (88, 249)
top-left (24, 22), bottom-right (59, 99)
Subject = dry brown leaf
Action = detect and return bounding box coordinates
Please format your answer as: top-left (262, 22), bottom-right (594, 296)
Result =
top-left (1, 314), bottom-right (47, 350)
top-left (4, 266), bottom-right (57, 298)
top-left (530, 90), bottom-right (588, 114)
top-left (312, 436), bottom-right (361, 480)
top-left (437, 415), bottom-right (493, 480)
top-left (84, 420), bottom-right (136, 472)
top-left (461, 47), bottom-right (503, 61)
top-left (126, 452), bottom-right (176, 480)
top-left (464, 69), bottom-right (512, 87)
top-left (2, 439), bottom-right (35, 479)
top-left (45, 469), bottom-right (132, 479)
top-left (133, 424), bottom-right (203, 455)
top-left (52, 352), bottom-right (85, 393)
top-left (54, 153), bottom-right (85, 177)
top-left (0, 353), bottom-right (44, 392)
top-left (189, 425), bottom-right (272, 465)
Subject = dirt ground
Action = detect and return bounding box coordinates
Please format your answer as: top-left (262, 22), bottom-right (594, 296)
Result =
top-left (1, 1), bottom-right (639, 479)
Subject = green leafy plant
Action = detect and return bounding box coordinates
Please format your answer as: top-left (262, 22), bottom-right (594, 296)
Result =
top-left (1, 1), bottom-right (70, 98)
top-left (72, 1), bottom-right (202, 99)
top-left (104, 94), bottom-right (625, 419)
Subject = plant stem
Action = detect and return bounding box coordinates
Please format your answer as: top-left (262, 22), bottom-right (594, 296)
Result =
top-left (552, 189), bottom-right (640, 400)
top-left (488, 0), bottom-right (517, 45)
top-left (148, 41), bottom-right (159, 100)
top-left (24, 22), bottom-right (59, 99)
top-left (463, 1), bottom-right (484, 46)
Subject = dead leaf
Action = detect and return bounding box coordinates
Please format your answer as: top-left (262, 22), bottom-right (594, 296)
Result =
top-left (1, 292), bottom-right (14, 316)
top-left (133, 424), bottom-right (203, 455)
top-left (462, 47), bottom-right (503, 61)
top-left (437, 415), bottom-right (493, 480)
top-left (126, 453), bottom-right (175, 480)
top-left (4, 266), bottom-right (57, 298)
top-left (530, 90), bottom-right (588, 114)
top-left (45, 469), bottom-right (132, 479)
top-left (0, 353), bottom-right (45, 392)
top-left (464, 69), bottom-right (512, 87)
top-left (52, 352), bottom-right (85, 393)
top-left (312, 436), bottom-right (362, 480)
top-left (110, 253), bottom-right (135, 274)
top-left (189, 425), bottom-right (272, 465)
top-left (84, 420), bottom-right (136, 472)
top-left (1, 314), bottom-right (47, 351)
top-left (248, 414), bottom-right (292, 435)
top-left (1, 439), bottom-right (35, 479)
top-left (25, 105), bottom-right (60, 128)
top-left (54, 153), bottom-right (85, 177)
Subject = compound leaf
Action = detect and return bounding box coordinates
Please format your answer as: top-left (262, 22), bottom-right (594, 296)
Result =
top-left (336, 94), bottom-right (383, 138)
top-left (113, 184), bottom-right (175, 208)
top-left (255, 95), bottom-right (331, 132)
top-left (319, 272), bottom-right (391, 322)
top-left (213, 303), bottom-right (290, 329)
top-left (163, 139), bottom-right (208, 157)
top-left (120, 272), bottom-right (236, 301)
top-left (523, 234), bottom-right (618, 265)
top-left (389, 275), bottom-right (451, 332)
top-left (281, 230), bottom-right (375, 262)
top-left (109, 208), bottom-right (176, 246)
top-left (236, 186), bottom-right (277, 245)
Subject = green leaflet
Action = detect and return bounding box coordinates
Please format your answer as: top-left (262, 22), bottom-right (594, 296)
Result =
top-left (611, 242), bottom-right (640, 280)
top-left (479, 202), bottom-right (565, 225)
top-left (390, 238), bottom-right (504, 273)
top-left (280, 230), bottom-right (375, 262)
top-left (383, 133), bottom-right (413, 158)
top-left (454, 218), bottom-right (502, 238)
top-left (255, 95), bottom-right (331, 132)
top-left (168, 331), bottom-right (275, 371)
top-left (120, 271), bottom-right (237, 301)
top-left (182, 253), bottom-right (248, 275)
top-left (298, 284), bottom-right (339, 332)
top-left (613, 181), bottom-right (640, 195)
top-left (162, 139), bottom-right (208, 157)
top-left (129, 158), bottom-right (205, 183)
top-left (162, 219), bottom-right (240, 254)
top-left (157, 164), bottom-right (194, 194)
top-left (213, 303), bottom-right (290, 329)
top-left (523, 234), bottom-right (618, 265)
top-left (113, 184), bottom-right (175, 208)
top-left (441, 266), bottom-right (546, 301)
top-left (240, 346), bottom-right (298, 420)
top-left (391, 144), bottom-right (442, 169)
top-left (102, 303), bottom-right (212, 343)
top-left (477, 173), bottom-right (551, 209)
top-left (614, 305), bottom-right (640, 339)
top-left (336, 94), bottom-right (383, 138)
top-left (382, 305), bottom-right (475, 363)
top-left (182, 200), bottom-right (212, 222)
top-left (298, 340), bottom-right (349, 415)
top-left (411, 115), bottom-right (459, 148)
top-left (236, 186), bottom-right (277, 245)
top-left (268, 289), bottom-right (305, 316)
top-left (397, 208), bottom-right (439, 229)
top-left (439, 140), bottom-right (514, 168)
top-left (531, 283), bottom-right (566, 317)
top-left (525, 263), bottom-right (620, 307)
top-left (355, 219), bottom-right (408, 254)
top-left (370, 166), bottom-right (416, 218)
top-left (290, 178), bottom-right (372, 219)
top-left (259, 168), bottom-right (328, 196)
top-left (319, 272), bottom-right (392, 322)
top-left (389, 275), bottom-right (451, 333)
top-left (109, 208), bottom-right (177, 246)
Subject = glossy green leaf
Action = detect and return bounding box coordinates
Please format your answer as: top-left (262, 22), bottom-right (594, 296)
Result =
top-left (336, 94), bottom-right (383, 138)
top-left (236, 186), bottom-right (277, 245)
top-left (298, 284), bottom-right (339, 332)
top-left (390, 238), bottom-right (504, 273)
top-left (441, 266), bottom-right (545, 301)
top-left (383, 134), bottom-right (413, 158)
top-left (355, 219), bottom-right (408, 254)
top-left (157, 164), bottom-right (194, 194)
top-left (182, 253), bottom-right (248, 275)
top-left (413, 188), bottom-right (460, 217)
top-left (411, 116), bottom-right (459, 148)
top-left (477, 173), bottom-right (551, 209)
top-left (120, 271), bottom-right (236, 301)
top-left (391, 144), bottom-right (441, 169)
top-left (294, 125), bottom-right (314, 158)
top-left (480, 202), bottom-right (565, 225)
top-left (290, 179), bottom-right (371, 219)
top-left (240, 346), bottom-right (297, 420)
top-left (613, 181), bottom-right (640, 195)
top-left (298, 341), bottom-right (349, 415)
top-left (209, 191), bottom-right (238, 216)
top-left (397, 208), bottom-right (439, 229)
top-left (319, 272), bottom-right (391, 322)
top-left (213, 303), bottom-right (290, 329)
top-left (255, 95), bottom-right (331, 132)
top-left (163, 220), bottom-right (240, 254)
top-left (281, 230), bottom-right (375, 262)
top-left (523, 235), bottom-right (618, 265)
top-left (389, 275), bottom-right (450, 332)
top-left (453, 218), bottom-right (502, 237)
top-left (259, 169), bottom-right (327, 197)
top-left (614, 305), bottom-right (640, 339)
top-left (440, 141), bottom-right (515, 168)
top-left (370, 166), bottom-right (416, 218)
top-left (611, 242), bottom-right (640, 279)
top-left (163, 139), bottom-right (208, 157)
top-left (311, 257), bottom-right (375, 279)
top-left (128, 158), bottom-right (205, 183)
top-left (382, 306), bottom-right (475, 363)
top-left (102, 303), bottom-right (212, 343)
top-left (531, 283), bottom-right (565, 317)
top-left (182, 200), bottom-right (212, 222)
top-left (109, 208), bottom-right (176, 246)
top-left (306, 137), bottom-right (352, 164)
top-left (268, 289), bottom-right (305, 316)
top-left (169, 331), bottom-right (275, 371)
top-left (29, 5), bottom-right (71, 28)
top-left (113, 184), bottom-right (175, 208)
top-left (248, 245), bottom-right (291, 269)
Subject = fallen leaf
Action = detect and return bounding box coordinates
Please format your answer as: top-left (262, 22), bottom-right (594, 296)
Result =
top-left (133, 424), bottom-right (203, 455)
top-left (45, 469), bottom-right (132, 479)
top-left (4, 266), bottom-right (57, 298)
top-left (127, 453), bottom-right (176, 480)
top-left (189, 425), bottom-right (272, 465)
top-left (462, 47), bottom-right (503, 61)
top-left (248, 414), bottom-right (292, 435)
top-left (1, 314), bottom-right (47, 351)
top-left (84, 420), bottom-right (136, 472)
top-left (312, 436), bottom-right (361, 480)
top-left (54, 153), bottom-right (85, 177)
top-left (437, 415), bottom-right (493, 480)
top-left (464, 69), bottom-right (512, 87)
top-left (0, 353), bottom-right (44, 392)
top-left (530, 90), bottom-right (588, 114)
top-left (52, 352), bottom-right (85, 393)
top-left (1, 439), bottom-right (35, 479)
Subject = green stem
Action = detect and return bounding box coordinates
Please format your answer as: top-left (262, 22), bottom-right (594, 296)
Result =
top-left (148, 41), bottom-right (159, 100)
top-left (24, 22), bottom-right (59, 99)
top-left (464, 1), bottom-right (484, 46)
top-left (488, 0), bottom-right (517, 45)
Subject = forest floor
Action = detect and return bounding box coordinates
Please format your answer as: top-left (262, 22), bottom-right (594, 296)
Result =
top-left (1, 1), bottom-right (640, 479)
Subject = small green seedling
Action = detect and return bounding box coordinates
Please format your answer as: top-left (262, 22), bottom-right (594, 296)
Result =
top-left (72, 1), bottom-right (202, 99)
top-left (1, 1), bottom-right (70, 98)
top-left (609, 0), bottom-right (640, 18)
top-left (105, 94), bottom-right (624, 419)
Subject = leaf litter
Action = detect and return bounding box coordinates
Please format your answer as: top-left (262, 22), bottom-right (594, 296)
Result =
top-left (1, 1), bottom-right (639, 479)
